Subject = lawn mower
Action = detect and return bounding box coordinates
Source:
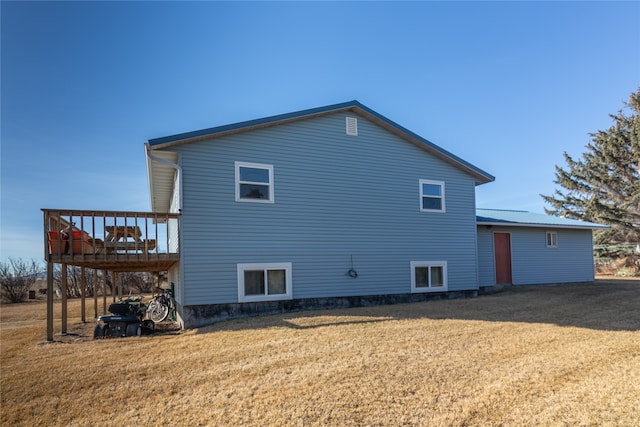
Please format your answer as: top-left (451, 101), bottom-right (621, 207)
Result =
top-left (93, 296), bottom-right (155, 338)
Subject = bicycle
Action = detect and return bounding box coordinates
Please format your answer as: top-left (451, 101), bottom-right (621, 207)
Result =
top-left (147, 288), bottom-right (175, 323)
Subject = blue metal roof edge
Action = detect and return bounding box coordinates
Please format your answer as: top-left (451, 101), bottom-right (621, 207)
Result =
top-left (148, 100), bottom-right (361, 147)
top-left (352, 102), bottom-right (495, 183)
top-left (476, 208), bottom-right (610, 230)
top-left (148, 100), bottom-right (494, 183)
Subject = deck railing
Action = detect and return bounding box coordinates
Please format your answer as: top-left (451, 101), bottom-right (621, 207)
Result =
top-left (42, 209), bottom-right (180, 263)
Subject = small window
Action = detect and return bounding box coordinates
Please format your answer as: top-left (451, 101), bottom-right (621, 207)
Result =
top-left (346, 117), bottom-right (358, 136)
top-left (546, 231), bottom-right (558, 248)
top-left (420, 179), bottom-right (445, 212)
top-left (411, 261), bottom-right (448, 292)
top-left (237, 263), bottom-right (292, 302)
top-left (235, 162), bottom-right (274, 203)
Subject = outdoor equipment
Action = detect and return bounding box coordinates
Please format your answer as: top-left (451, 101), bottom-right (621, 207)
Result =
top-left (94, 296), bottom-right (154, 338)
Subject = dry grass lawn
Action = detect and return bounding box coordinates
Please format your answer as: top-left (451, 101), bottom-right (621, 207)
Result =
top-left (1, 279), bottom-right (639, 426)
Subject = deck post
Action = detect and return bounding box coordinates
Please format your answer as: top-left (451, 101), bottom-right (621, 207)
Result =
top-left (81, 266), bottom-right (86, 323)
top-left (93, 269), bottom-right (98, 319)
top-left (111, 271), bottom-right (117, 302)
top-left (118, 272), bottom-right (123, 300)
top-left (46, 261), bottom-right (54, 341)
top-left (61, 263), bottom-right (67, 335)
top-left (102, 269), bottom-right (108, 314)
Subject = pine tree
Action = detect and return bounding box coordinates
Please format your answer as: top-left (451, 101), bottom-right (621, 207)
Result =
top-left (541, 88), bottom-right (640, 245)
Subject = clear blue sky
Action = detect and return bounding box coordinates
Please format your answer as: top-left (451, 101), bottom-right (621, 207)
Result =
top-left (1, 1), bottom-right (639, 263)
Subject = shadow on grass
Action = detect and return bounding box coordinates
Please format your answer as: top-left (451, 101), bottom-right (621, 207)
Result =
top-left (195, 279), bottom-right (640, 335)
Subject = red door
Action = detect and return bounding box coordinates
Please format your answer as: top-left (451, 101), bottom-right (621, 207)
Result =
top-left (494, 233), bottom-right (512, 284)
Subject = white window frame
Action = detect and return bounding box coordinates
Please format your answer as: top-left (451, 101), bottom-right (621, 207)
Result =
top-left (546, 231), bottom-right (558, 248)
top-left (237, 262), bottom-right (292, 302)
top-left (419, 179), bottom-right (445, 213)
top-left (410, 261), bottom-right (448, 293)
top-left (235, 161), bottom-right (274, 203)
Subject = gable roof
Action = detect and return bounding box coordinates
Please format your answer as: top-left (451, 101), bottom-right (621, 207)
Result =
top-left (476, 208), bottom-right (609, 230)
top-left (147, 100), bottom-right (495, 185)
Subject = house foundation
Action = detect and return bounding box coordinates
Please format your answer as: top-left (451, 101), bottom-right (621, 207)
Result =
top-left (176, 290), bottom-right (478, 329)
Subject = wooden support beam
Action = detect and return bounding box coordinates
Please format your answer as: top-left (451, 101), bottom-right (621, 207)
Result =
top-left (118, 272), bottom-right (123, 299)
top-left (81, 266), bottom-right (86, 323)
top-left (61, 263), bottom-right (67, 335)
top-left (47, 262), bottom-right (54, 341)
top-left (102, 269), bottom-right (108, 314)
top-left (111, 271), bottom-right (116, 302)
top-left (93, 269), bottom-right (98, 319)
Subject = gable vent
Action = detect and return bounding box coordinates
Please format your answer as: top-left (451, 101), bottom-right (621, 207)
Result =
top-left (346, 117), bottom-right (358, 136)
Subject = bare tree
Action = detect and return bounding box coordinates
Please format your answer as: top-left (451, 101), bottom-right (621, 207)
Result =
top-left (0, 258), bottom-right (42, 303)
top-left (122, 272), bottom-right (155, 294)
top-left (54, 266), bottom-right (100, 298)
top-left (52, 268), bottom-right (155, 298)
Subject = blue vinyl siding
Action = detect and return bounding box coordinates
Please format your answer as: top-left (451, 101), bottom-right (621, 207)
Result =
top-left (164, 112), bottom-right (481, 305)
top-left (477, 227), bottom-right (595, 286)
top-left (477, 227), bottom-right (496, 287)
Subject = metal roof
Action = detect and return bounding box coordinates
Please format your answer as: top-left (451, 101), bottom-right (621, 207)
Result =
top-left (147, 100), bottom-right (495, 185)
top-left (476, 208), bottom-right (609, 230)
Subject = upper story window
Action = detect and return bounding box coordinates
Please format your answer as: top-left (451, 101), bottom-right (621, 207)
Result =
top-left (420, 179), bottom-right (445, 212)
top-left (546, 231), bottom-right (558, 248)
top-left (235, 161), bottom-right (274, 203)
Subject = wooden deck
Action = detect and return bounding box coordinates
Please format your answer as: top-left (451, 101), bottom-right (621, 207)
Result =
top-left (43, 209), bottom-right (180, 272)
top-left (42, 209), bottom-right (180, 341)
top-left (46, 253), bottom-right (178, 272)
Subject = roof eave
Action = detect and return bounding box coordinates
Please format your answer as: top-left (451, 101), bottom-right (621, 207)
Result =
top-left (145, 145), bottom-right (156, 212)
top-left (351, 103), bottom-right (495, 185)
top-left (147, 101), bottom-right (362, 149)
top-left (476, 221), bottom-right (610, 230)
top-left (145, 147), bottom-right (179, 214)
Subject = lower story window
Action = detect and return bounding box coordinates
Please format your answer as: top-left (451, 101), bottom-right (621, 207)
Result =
top-left (411, 261), bottom-right (448, 292)
top-left (237, 263), bottom-right (292, 302)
